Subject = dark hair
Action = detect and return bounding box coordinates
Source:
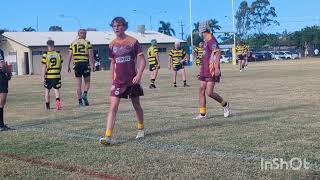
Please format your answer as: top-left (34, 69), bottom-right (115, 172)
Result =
top-left (110, 17), bottom-right (128, 31)
top-left (78, 29), bottom-right (87, 35)
top-left (47, 40), bottom-right (54, 46)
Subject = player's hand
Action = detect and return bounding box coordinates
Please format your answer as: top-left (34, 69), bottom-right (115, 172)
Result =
top-left (168, 66), bottom-right (171, 70)
top-left (67, 66), bottom-right (71, 73)
top-left (132, 73), bottom-right (142, 84)
top-left (214, 69), bottom-right (220, 77)
top-left (92, 66), bottom-right (96, 72)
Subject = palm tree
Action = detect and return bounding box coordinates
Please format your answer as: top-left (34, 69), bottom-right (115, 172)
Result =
top-left (158, 21), bottom-right (175, 36)
top-left (208, 19), bottom-right (221, 32)
top-left (192, 22), bottom-right (200, 33)
top-left (22, 27), bottom-right (36, 32)
top-left (49, 26), bottom-right (63, 31)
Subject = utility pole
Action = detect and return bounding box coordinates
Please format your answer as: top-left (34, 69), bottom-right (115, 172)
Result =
top-left (179, 20), bottom-right (184, 40)
top-left (36, 16), bottom-right (39, 32)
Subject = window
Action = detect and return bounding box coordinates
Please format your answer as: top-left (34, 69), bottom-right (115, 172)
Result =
top-left (158, 48), bottom-right (167, 53)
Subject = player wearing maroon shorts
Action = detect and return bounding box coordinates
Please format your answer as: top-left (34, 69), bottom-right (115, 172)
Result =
top-left (99, 17), bottom-right (146, 145)
top-left (194, 21), bottom-right (230, 120)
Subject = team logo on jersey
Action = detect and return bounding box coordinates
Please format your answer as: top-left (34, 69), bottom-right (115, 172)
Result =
top-left (115, 88), bottom-right (120, 96)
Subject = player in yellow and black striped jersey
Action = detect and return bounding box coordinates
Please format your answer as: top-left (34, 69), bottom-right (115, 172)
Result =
top-left (168, 42), bottom-right (189, 87)
top-left (236, 41), bottom-right (248, 72)
top-left (193, 42), bottom-right (205, 66)
top-left (147, 39), bottom-right (160, 89)
top-left (67, 29), bottom-right (95, 106)
top-left (41, 40), bottom-right (63, 110)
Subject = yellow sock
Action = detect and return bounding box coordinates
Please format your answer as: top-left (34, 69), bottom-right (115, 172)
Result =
top-left (220, 100), bottom-right (227, 107)
top-left (105, 129), bottom-right (112, 137)
top-left (199, 107), bottom-right (206, 115)
top-left (137, 122), bottom-right (144, 130)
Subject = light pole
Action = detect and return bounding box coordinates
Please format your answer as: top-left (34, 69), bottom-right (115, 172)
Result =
top-left (189, 0), bottom-right (194, 50)
top-left (59, 14), bottom-right (81, 29)
top-left (232, 0), bottom-right (236, 48)
top-left (132, 10), bottom-right (167, 30)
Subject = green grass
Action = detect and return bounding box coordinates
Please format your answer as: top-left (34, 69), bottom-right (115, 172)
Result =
top-left (1, 59), bottom-right (320, 179)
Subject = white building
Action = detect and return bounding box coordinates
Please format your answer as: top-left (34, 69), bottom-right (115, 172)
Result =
top-left (0, 31), bottom-right (184, 75)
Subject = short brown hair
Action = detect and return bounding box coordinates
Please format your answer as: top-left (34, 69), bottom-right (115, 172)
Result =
top-left (110, 17), bottom-right (128, 30)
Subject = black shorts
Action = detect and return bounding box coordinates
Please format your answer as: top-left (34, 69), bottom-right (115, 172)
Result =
top-left (110, 84), bottom-right (144, 99)
top-left (173, 64), bottom-right (184, 71)
top-left (74, 62), bottom-right (91, 78)
top-left (237, 54), bottom-right (246, 60)
top-left (0, 73), bottom-right (8, 93)
top-left (149, 64), bottom-right (160, 71)
top-left (44, 78), bottom-right (61, 90)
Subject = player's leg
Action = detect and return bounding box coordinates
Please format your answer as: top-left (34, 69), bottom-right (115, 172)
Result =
top-left (206, 82), bottom-right (230, 117)
top-left (172, 69), bottom-right (177, 87)
top-left (0, 93), bottom-right (8, 131)
top-left (131, 97), bottom-right (145, 139)
top-left (75, 77), bottom-right (83, 106)
top-left (194, 81), bottom-right (207, 119)
top-left (83, 75), bottom-right (91, 106)
top-left (100, 96), bottom-right (121, 145)
top-left (149, 68), bottom-right (156, 89)
top-left (54, 89), bottom-right (61, 110)
top-left (152, 67), bottom-right (159, 88)
top-left (45, 88), bottom-right (50, 110)
top-left (181, 68), bottom-right (189, 87)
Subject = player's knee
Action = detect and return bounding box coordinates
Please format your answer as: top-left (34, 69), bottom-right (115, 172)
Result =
top-left (206, 90), bottom-right (214, 97)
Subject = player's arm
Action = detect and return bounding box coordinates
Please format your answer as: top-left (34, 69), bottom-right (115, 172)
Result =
top-left (67, 49), bottom-right (73, 73)
top-left (109, 58), bottom-right (115, 83)
top-left (88, 48), bottom-right (95, 72)
top-left (133, 53), bottom-right (146, 84)
top-left (168, 57), bottom-right (172, 69)
top-left (42, 64), bottom-right (47, 81)
top-left (210, 48), bottom-right (221, 76)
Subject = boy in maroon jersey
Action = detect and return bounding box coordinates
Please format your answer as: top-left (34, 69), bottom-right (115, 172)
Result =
top-left (99, 17), bottom-right (146, 145)
top-left (194, 21), bottom-right (230, 120)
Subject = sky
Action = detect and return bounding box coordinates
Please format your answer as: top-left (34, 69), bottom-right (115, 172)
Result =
top-left (1, 0), bottom-right (319, 39)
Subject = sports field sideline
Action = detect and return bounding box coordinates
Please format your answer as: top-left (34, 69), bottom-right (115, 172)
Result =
top-left (1, 59), bottom-right (320, 179)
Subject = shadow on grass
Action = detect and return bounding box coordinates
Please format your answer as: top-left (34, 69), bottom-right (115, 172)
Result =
top-left (13, 112), bottom-right (104, 129)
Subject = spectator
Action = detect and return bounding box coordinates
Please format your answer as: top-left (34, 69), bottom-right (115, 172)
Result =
top-left (314, 49), bottom-right (319, 56)
top-left (94, 53), bottom-right (101, 71)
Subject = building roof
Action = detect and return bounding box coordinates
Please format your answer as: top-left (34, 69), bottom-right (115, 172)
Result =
top-left (2, 31), bottom-right (184, 47)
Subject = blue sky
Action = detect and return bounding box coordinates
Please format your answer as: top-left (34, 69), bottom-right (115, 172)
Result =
top-left (1, 0), bottom-right (319, 38)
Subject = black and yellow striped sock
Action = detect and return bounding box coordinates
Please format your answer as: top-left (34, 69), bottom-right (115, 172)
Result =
top-left (220, 100), bottom-right (227, 107)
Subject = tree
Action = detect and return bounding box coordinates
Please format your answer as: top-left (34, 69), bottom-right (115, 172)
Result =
top-left (22, 27), bottom-right (36, 32)
top-left (186, 32), bottom-right (203, 47)
top-left (207, 19), bottom-right (221, 33)
top-left (251, 0), bottom-right (279, 34)
top-left (192, 22), bottom-right (200, 33)
top-left (235, 0), bottom-right (252, 40)
top-left (158, 21), bottom-right (175, 36)
top-left (0, 28), bottom-right (9, 35)
top-left (49, 26), bottom-right (63, 31)
top-left (86, 28), bottom-right (97, 31)
top-left (218, 33), bottom-right (234, 45)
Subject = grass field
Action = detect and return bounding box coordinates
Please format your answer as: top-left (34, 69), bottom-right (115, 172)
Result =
top-left (1, 59), bottom-right (320, 180)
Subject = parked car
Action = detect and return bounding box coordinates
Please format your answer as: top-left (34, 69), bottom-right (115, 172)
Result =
top-left (282, 51), bottom-right (299, 59)
top-left (220, 55), bottom-right (231, 63)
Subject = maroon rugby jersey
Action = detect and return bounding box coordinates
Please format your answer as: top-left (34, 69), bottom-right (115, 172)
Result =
top-left (108, 35), bottom-right (143, 87)
top-left (200, 36), bottom-right (219, 78)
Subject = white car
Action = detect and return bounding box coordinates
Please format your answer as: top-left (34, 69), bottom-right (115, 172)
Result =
top-left (220, 55), bottom-right (231, 63)
top-left (279, 51), bottom-right (299, 60)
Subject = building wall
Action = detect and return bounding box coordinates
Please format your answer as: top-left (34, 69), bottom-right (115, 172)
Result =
top-left (0, 39), bottom-right (31, 75)
top-left (1, 40), bottom-right (176, 75)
